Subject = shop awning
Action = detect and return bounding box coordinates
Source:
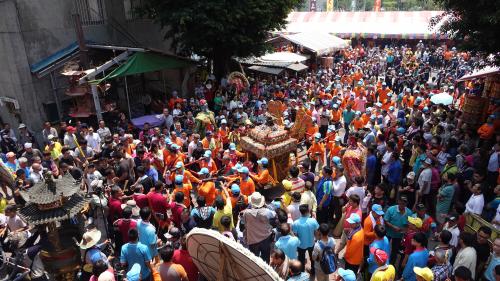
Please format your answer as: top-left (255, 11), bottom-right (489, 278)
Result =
top-left (279, 32), bottom-right (348, 55)
top-left (283, 11), bottom-right (447, 39)
top-left (457, 66), bottom-right (500, 81)
top-left (248, 65), bottom-right (284, 75)
top-left (286, 62), bottom-right (308, 72)
top-left (95, 52), bottom-right (194, 82)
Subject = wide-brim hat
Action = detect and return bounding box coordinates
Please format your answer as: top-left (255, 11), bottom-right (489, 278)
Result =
top-left (249, 192), bottom-right (265, 208)
top-left (122, 200), bottom-right (140, 217)
top-left (79, 229), bottom-right (101, 249)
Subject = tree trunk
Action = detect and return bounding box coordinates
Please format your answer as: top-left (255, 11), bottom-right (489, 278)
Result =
top-left (212, 48), bottom-right (231, 83)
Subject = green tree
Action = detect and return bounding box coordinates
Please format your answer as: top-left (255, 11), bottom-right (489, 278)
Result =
top-left (430, 0), bottom-right (500, 62)
top-left (139, 0), bottom-right (303, 79)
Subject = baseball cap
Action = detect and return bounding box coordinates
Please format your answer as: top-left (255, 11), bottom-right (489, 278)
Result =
top-left (199, 168), bottom-right (209, 175)
top-left (338, 268), bottom-right (356, 281)
top-left (175, 162), bottom-right (183, 169)
top-left (346, 213), bottom-right (361, 224)
top-left (238, 167), bottom-right (249, 174)
top-left (174, 175), bottom-right (184, 185)
top-left (24, 143), bottom-right (32, 149)
top-left (408, 216), bottom-right (423, 228)
top-left (18, 123), bottom-right (27, 129)
top-left (229, 143), bottom-right (236, 150)
top-left (371, 204), bottom-right (384, 215)
top-left (407, 172), bottom-right (415, 180)
top-left (203, 150), bottom-right (212, 158)
top-left (231, 184), bottom-right (240, 195)
top-left (424, 158), bottom-right (432, 165)
top-left (314, 133), bottom-right (321, 139)
top-left (370, 248), bottom-right (389, 264)
top-left (413, 267), bottom-right (433, 281)
top-left (257, 157), bottom-right (269, 165)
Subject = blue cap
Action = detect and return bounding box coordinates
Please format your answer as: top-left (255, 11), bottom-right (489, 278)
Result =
top-left (355, 111), bottom-right (361, 116)
top-left (389, 106), bottom-right (394, 111)
top-left (229, 143), bottom-right (236, 150)
top-left (204, 150), bottom-right (212, 158)
top-left (171, 144), bottom-right (179, 150)
top-left (332, 156), bottom-right (341, 165)
top-left (257, 157), bottom-right (269, 165)
top-left (396, 127), bottom-right (406, 134)
top-left (338, 268), bottom-right (356, 281)
top-left (175, 161), bottom-right (183, 169)
top-left (199, 168), bottom-right (209, 175)
top-left (372, 204), bottom-right (384, 215)
top-left (231, 184), bottom-right (240, 195)
top-left (327, 125), bottom-right (335, 133)
top-left (175, 175), bottom-right (184, 184)
top-left (232, 163), bottom-right (242, 171)
top-left (314, 133), bottom-right (321, 139)
top-left (238, 167), bottom-right (249, 174)
top-left (346, 213), bottom-right (361, 224)
top-left (165, 138), bottom-right (172, 145)
top-left (126, 263), bottom-right (141, 281)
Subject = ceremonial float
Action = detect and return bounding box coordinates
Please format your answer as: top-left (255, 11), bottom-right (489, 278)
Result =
top-left (187, 228), bottom-right (283, 281)
top-left (19, 172), bottom-right (88, 281)
top-left (240, 116), bottom-right (297, 182)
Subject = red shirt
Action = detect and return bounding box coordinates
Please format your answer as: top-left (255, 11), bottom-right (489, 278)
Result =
top-left (343, 205), bottom-right (362, 229)
top-left (147, 191), bottom-right (169, 215)
top-left (132, 193), bottom-right (148, 209)
top-left (108, 197), bottom-right (123, 222)
top-left (169, 202), bottom-right (185, 228)
top-left (115, 219), bottom-right (137, 243)
top-left (172, 249), bottom-right (199, 281)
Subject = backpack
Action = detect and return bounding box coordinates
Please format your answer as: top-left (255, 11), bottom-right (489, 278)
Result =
top-left (319, 240), bottom-right (336, 274)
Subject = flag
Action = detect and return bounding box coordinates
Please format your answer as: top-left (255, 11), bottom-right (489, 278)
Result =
top-left (327, 0), bottom-right (334, 11)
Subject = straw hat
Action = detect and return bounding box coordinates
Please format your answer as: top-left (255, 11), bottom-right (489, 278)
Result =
top-left (249, 192), bottom-right (265, 208)
top-left (79, 229), bottom-right (101, 249)
top-left (121, 200), bottom-right (140, 217)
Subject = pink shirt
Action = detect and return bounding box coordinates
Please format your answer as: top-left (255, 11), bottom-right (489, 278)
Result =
top-left (343, 205), bottom-right (362, 229)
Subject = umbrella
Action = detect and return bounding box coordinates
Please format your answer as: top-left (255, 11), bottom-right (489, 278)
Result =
top-left (430, 92), bottom-right (453, 105)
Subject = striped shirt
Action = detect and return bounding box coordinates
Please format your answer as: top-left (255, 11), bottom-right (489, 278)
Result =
top-left (290, 178), bottom-right (305, 193)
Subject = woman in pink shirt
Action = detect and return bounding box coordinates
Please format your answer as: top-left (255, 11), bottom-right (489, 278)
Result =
top-left (343, 194), bottom-right (363, 230)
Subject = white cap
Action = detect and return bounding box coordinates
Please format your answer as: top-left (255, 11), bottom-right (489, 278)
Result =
top-left (24, 143), bottom-right (32, 149)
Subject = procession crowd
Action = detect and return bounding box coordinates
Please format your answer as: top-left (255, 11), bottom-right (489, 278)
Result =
top-left (0, 41), bottom-right (499, 281)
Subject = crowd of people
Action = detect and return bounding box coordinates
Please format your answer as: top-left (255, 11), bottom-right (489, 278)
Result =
top-left (0, 41), bottom-right (499, 281)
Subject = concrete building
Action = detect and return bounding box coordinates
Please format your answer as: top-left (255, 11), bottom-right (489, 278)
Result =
top-left (0, 0), bottom-right (173, 139)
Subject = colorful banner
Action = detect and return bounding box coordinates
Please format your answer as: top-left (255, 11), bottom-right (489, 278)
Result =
top-left (327, 0), bottom-right (334, 11)
top-left (310, 0), bottom-right (317, 11)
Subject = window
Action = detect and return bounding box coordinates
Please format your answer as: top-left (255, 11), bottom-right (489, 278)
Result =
top-left (74, 0), bottom-right (106, 25)
top-left (124, 0), bottom-right (145, 21)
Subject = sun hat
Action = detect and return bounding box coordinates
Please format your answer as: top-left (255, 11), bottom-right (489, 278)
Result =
top-left (249, 192), bottom-right (265, 208)
top-left (372, 204), bottom-right (384, 215)
top-left (282, 180), bottom-right (292, 191)
top-left (370, 248), bottom-right (389, 264)
top-left (413, 267), bottom-right (434, 281)
top-left (79, 229), bottom-right (101, 250)
top-left (338, 268), bottom-right (356, 281)
top-left (121, 200), bottom-right (140, 217)
top-left (257, 157), bottom-right (269, 165)
top-left (408, 216), bottom-right (423, 228)
top-left (18, 123), bottom-right (27, 129)
top-left (346, 213), bottom-right (361, 224)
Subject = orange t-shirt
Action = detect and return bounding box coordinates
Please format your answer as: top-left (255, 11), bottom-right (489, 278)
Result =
top-left (331, 110), bottom-right (341, 123)
top-left (172, 183), bottom-right (192, 206)
top-left (377, 88), bottom-right (391, 102)
top-left (200, 159), bottom-right (218, 174)
top-left (239, 178), bottom-right (256, 196)
top-left (353, 118), bottom-right (364, 131)
top-left (345, 229), bottom-right (365, 265)
top-left (251, 169), bottom-right (276, 185)
top-left (198, 181), bottom-right (216, 206)
top-left (477, 123), bottom-right (494, 139)
top-left (307, 142), bottom-right (325, 161)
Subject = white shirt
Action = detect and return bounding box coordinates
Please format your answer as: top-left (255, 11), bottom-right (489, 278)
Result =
top-left (7, 215), bottom-right (27, 232)
top-left (381, 151), bottom-right (393, 176)
top-left (346, 185), bottom-right (365, 205)
top-left (85, 133), bottom-right (101, 152)
top-left (488, 152), bottom-right (499, 172)
top-left (418, 168), bottom-right (433, 195)
top-left (443, 223), bottom-right (460, 247)
top-left (332, 175), bottom-right (347, 197)
top-left (465, 193), bottom-right (485, 215)
top-left (287, 202), bottom-right (301, 221)
top-left (188, 141), bottom-right (198, 157)
top-left (453, 246), bottom-right (477, 278)
top-left (63, 133), bottom-right (77, 149)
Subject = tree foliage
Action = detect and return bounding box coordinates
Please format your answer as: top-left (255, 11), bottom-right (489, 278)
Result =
top-left (430, 0), bottom-right (500, 62)
top-left (139, 0), bottom-right (303, 78)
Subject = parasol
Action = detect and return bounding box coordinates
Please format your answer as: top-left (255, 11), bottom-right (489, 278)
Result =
top-left (0, 160), bottom-right (15, 187)
top-left (186, 228), bottom-right (283, 281)
top-left (430, 92), bottom-right (453, 105)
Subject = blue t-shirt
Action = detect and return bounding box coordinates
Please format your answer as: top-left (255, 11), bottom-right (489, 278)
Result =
top-left (137, 220), bottom-right (158, 257)
top-left (316, 177), bottom-right (333, 207)
top-left (485, 254), bottom-right (500, 281)
top-left (146, 167), bottom-right (159, 183)
top-left (367, 237), bottom-right (391, 273)
top-left (402, 249), bottom-right (429, 281)
top-left (292, 216), bottom-right (320, 249)
top-left (387, 160), bottom-right (402, 185)
top-left (275, 235), bottom-right (300, 259)
top-left (120, 242), bottom-right (152, 278)
top-left (384, 205), bottom-right (412, 238)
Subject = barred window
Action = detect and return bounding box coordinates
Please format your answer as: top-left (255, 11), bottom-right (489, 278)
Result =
top-left (74, 0), bottom-right (106, 25)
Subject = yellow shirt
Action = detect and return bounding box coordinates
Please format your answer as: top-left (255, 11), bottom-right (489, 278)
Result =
top-left (212, 197), bottom-right (234, 231)
top-left (45, 142), bottom-right (62, 160)
top-left (370, 264), bottom-right (396, 281)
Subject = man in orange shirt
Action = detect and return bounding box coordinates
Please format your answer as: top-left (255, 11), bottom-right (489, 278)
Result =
top-left (197, 168), bottom-right (216, 206)
top-left (237, 166), bottom-right (255, 196)
top-left (341, 213), bottom-right (365, 272)
top-left (363, 204), bottom-right (385, 247)
top-left (201, 131), bottom-right (219, 156)
top-left (477, 115), bottom-right (496, 145)
top-left (376, 82), bottom-right (391, 103)
top-left (381, 93), bottom-right (394, 111)
top-left (172, 175), bottom-right (192, 207)
top-left (167, 161), bottom-right (200, 185)
top-left (331, 104), bottom-right (342, 127)
top-left (200, 150), bottom-right (218, 174)
top-left (217, 119), bottom-right (230, 149)
top-left (227, 143), bottom-right (245, 165)
top-left (307, 133), bottom-right (325, 173)
top-left (250, 157), bottom-right (276, 189)
top-left (352, 111), bottom-right (365, 131)
top-left (163, 144), bottom-right (185, 173)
